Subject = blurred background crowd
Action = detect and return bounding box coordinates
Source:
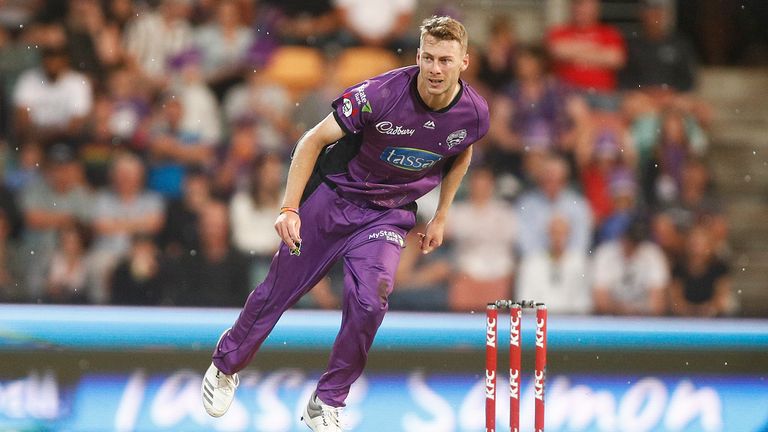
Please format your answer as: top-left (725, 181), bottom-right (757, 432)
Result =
top-left (0, 0), bottom-right (765, 317)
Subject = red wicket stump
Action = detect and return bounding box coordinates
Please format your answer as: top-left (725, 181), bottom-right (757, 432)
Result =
top-left (486, 300), bottom-right (547, 432)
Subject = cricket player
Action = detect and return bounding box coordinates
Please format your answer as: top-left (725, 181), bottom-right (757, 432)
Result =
top-left (202, 16), bottom-right (489, 431)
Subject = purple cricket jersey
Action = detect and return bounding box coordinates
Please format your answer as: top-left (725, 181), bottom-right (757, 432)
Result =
top-left (320, 65), bottom-right (489, 209)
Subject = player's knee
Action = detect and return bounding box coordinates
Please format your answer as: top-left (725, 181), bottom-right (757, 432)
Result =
top-left (357, 276), bottom-right (392, 318)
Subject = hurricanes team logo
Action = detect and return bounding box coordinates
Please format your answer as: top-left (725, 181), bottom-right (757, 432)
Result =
top-left (446, 129), bottom-right (467, 149)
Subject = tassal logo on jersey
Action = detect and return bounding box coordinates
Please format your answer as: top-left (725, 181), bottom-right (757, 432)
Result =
top-left (380, 147), bottom-right (442, 171)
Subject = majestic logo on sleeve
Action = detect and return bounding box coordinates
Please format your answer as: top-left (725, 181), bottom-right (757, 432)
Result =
top-left (375, 121), bottom-right (416, 136)
top-left (380, 147), bottom-right (442, 171)
top-left (446, 129), bottom-right (467, 149)
top-left (342, 98), bottom-right (353, 117)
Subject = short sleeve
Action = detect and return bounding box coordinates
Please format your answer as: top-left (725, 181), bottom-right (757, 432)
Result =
top-left (331, 80), bottom-right (378, 135)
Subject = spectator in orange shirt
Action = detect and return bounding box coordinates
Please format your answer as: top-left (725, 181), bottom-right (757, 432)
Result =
top-left (546, 0), bottom-right (626, 109)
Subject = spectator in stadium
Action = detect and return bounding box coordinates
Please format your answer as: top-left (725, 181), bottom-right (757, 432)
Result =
top-left (105, 67), bottom-right (152, 142)
top-left (4, 141), bottom-right (42, 192)
top-left (516, 154), bottom-right (592, 256)
top-left (674, 158), bottom-right (729, 256)
top-left (476, 16), bottom-right (518, 92)
top-left (592, 217), bottom-right (669, 316)
top-left (389, 220), bottom-right (452, 311)
top-left (19, 143), bottom-right (92, 301)
top-left (44, 221), bottom-right (91, 304)
top-left (223, 68), bottom-right (294, 154)
top-left (642, 108), bottom-right (692, 207)
top-left (110, 233), bottom-right (171, 306)
top-left (620, 0), bottom-right (698, 93)
top-left (595, 168), bottom-right (640, 245)
top-left (213, 119), bottom-right (261, 196)
top-left (13, 44), bottom-right (93, 145)
top-left (146, 93), bottom-right (216, 198)
top-left (168, 51), bottom-right (222, 145)
top-left (546, 0), bottom-right (626, 109)
top-left (229, 153), bottom-right (284, 283)
top-left (446, 166), bottom-right (517, 311)
top-left (487, 46), bottom-right (586, 181)
top-left (0, 209), bottom-right (22, 302)
top-left (157, 166), bottom-right (210, 258)
top-left (171, 200), bottom-right (250, 307)
top-left (64, 0), bottom-right (124, 83)
top-left (335, 0), bottom-right (415, 51)
top-left (670, 224), bottom-right (732, 317)
top-left (89, 153), bottom-right (164, 303)
top-left (517, 215), bottom-right (591, 314)
top-left (578, 128), bottom-right (635, 226)
top-left (123, 0), bottom-right (193, 86)
top-left (193, 0), bottom-right (253, 98)
top-left (260, 0), bottom-right (340, 47)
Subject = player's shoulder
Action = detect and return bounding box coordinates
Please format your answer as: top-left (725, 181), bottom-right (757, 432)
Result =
top-left (459, 81), bottom-right (490, 137)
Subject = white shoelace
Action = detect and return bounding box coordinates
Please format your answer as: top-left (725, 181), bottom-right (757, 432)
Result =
top-left (218, 372), bottom-right (240, 393)
top-left (322, 406), bottom-right (342, 429)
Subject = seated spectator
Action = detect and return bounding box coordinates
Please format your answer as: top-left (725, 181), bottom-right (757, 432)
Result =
top-left (171, 200), bottom-right (250, 307)
top-left (516, 154), bottom-right (592, 256)
top-left (110, 233), bottom-right (171, 306)
top-left (476, 16), bottom-right (518, 92)
top-left (230, 153), bottom-right (284, 283)
top-left (670, 224), bottom-right (732, 317)
top-left (123, 0), bottom-right (193, 87)
top-left (593, 217), bottom-right (669, 315)
top-left (642, 108), bottom-right (692, 207)
top-left (223, 69), bottom-right (294, 154)
top-left (13, 43), bottom-right (93, 145)
top-left (105, 67), bottom-right (151, 142)
top-left (79, 94), bottom-right (130, 188)
top-left (45, 221), bottom-right (91, 304)
top-left (335, 0), bottom-right (415, 51)
top-left (657, 158), bottom-right (729, 258)
top-left (595, 168), bottom-right (640, 245)
top-left (546, 0), bottom-right (626, 109)
top-left (19, 143), bottom-right (92, 301)
top-left (260, 0), bottom-right (340, 47)
top-left (4, 141), bottom-right (43, 192)
top-left (620, 0), bottom-right (697, 93)
top-left (64, 0), bottom-right (123, 83)
top-left (517, 215), bottom-right (591, 314)
top-left (390, 220), bottom-right (451, 311)
top-left (578, 129), bottom-right (635, 226)
top-left (446, 167), bottom-right (517, 311)
top-left (147, 93), bottom-right (216, 198)
top-left (89, 153), bottom-right (164, 303)
top-left (488, 47), bottom-right (577, 175)
top-left (168, 52), bottom-right (222, 145)
top-left (193, 0), bottom-right (253, 98)
top-left (158, 166), bottom-right (210, 258)
top-left (213, 119), bottom-right (261, 196)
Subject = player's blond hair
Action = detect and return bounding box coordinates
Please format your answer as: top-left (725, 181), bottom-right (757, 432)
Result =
top-left (419, 16), bottom-right (468, 53)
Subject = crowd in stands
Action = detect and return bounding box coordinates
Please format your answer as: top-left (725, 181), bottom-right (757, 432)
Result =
top-left (0, 0), bottom-right (733, 317)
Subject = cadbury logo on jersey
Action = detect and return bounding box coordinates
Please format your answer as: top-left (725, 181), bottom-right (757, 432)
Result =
top-left (380, 147), bottom-right (442, 171)
top-left (375, 121), bottom-right (416, 136)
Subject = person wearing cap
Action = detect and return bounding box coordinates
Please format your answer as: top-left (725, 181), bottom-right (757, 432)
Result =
top-left (13, 43), bottom-right (93, 144)
top-left (592, 216), bottom-right (669, 315)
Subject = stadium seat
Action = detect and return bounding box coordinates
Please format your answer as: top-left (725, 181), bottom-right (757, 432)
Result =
top-left (262, 46), bottom-right (325, 97)
top-left (334, 47), bottom-right (402, 88)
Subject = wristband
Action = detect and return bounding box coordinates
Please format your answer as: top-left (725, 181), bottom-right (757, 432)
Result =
top-left (280, 206), bottom-right (299, 216)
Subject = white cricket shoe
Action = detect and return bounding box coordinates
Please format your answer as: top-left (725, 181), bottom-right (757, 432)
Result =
top-left (201, 363), bottom-right (239, 417)
top-left (301, 392), bottom-right (343, 431)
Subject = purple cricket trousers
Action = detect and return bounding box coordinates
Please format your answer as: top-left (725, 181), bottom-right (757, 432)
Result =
top-left (212, 183), bottom-right (416, 407)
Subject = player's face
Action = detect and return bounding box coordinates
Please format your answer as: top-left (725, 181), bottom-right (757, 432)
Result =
top-left (417, 35), bottom-right (468, 96)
